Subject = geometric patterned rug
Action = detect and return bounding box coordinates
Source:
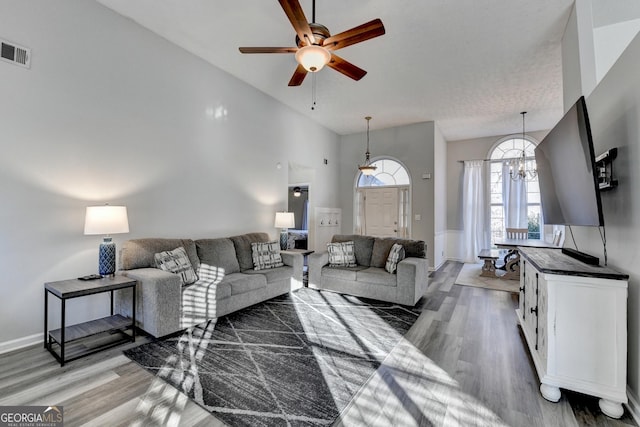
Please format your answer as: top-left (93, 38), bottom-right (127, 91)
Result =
top-left (124, 288), bottom-right (421, 426)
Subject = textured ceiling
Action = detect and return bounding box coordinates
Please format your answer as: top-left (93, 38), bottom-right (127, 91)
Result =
top-left (95, 0), bottom-right (575, 140)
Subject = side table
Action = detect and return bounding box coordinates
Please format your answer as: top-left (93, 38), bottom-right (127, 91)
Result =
top-left (286, 249), bottom-right (314, 286)
top-left (44, 276), bottom-right (137, 366)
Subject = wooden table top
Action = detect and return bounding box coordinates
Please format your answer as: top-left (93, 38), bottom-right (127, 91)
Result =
top-left (45, 276), bottom-right (136, 299)
top-left (494, 238), bottom-right (558, 249)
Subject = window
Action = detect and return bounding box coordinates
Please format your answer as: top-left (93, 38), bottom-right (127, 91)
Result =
top-left (489, 137), bottom-right (541, 243)
top-left (357, 159), bottom-right (410, 187)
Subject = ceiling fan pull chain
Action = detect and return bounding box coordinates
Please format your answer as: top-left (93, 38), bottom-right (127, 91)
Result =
top-left (311, 73), bottom-right (317, 110)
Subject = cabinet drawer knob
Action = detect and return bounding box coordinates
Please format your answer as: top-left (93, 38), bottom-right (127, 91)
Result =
top-left (530, 307), bottom-right (538, 315)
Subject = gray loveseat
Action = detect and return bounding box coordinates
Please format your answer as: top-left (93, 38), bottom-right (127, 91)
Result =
top-left (308, 234), bottom-right (429, 306)
top-left (115, 232), bottom-right (303, 337)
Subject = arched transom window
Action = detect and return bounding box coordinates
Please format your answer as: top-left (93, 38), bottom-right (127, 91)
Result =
top-left (357, 159), bottom-right (410, 187)
top-left (489, 137), bottom-right (541, 242)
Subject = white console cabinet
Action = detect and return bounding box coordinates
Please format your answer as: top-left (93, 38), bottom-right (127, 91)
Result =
top-left (516, 247), bottom-right (629, 418)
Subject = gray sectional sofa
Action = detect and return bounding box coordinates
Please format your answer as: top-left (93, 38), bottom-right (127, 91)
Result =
top-left (308, 234), bottom-right (429, 306)
top-left (115, 232), bottom-right (303, 337)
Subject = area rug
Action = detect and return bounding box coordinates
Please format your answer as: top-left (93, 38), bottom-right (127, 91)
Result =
top-left (124, 288), bottom-right (420, 426)
top-left (455, 262), bottom-right (519, 293)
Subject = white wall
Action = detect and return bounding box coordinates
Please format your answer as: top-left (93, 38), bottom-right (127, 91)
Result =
top-left (594, 19), bottom-right (640, 82)
top-left (433, 124), bottom-right (447, 269)
top-left (0, 0), bottom-right (339, 350)
top-left (338, 122), bottom-right (437, 268)
top-left (562, 0), bottom-right (597, 110)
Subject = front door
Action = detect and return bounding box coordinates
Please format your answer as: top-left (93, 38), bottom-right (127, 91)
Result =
top-left (364, 187), bottom-right (399, 237)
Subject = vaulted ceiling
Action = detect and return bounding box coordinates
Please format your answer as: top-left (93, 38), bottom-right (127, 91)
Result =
top-left (96, 0), bottom-right (575, 140)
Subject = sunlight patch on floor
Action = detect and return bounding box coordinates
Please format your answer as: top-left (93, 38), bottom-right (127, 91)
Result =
top-left (338, 337), bottom-right (508, 426)
top-left (132, 320), bottom-right (217, 426)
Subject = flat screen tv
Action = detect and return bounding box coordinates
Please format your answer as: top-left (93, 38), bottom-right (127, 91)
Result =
top-left (534, 96), bottom-right (604, 227)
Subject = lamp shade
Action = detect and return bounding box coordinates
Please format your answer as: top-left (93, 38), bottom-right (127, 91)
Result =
top-left (84, 205), bottom-right (130, 235)
top-left (274, 212), bottom-right (295, 229)
top-left (295, 45), bottom-right (331, 72)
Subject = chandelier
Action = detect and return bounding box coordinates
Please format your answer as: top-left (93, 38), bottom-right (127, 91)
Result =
top-left (358, 116), bottom-right (377, 175)
top-left (510, 111), bottom-right (537, 181)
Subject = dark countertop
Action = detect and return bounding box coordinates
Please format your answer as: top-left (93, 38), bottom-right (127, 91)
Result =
top-left (519, 247), bottom-right (629, 280)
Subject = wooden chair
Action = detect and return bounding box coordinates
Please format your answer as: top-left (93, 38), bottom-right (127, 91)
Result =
top-left (505, 228), bottom-right (528, 240)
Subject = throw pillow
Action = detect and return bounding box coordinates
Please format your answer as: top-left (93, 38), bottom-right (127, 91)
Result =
top-left (154, 246), bottom-right (198, 285)
top-left (251, 241), bottom-right (284, 271)
top-left (385, 243), bottom-right (406, 274)
top-left (327, 241), bottom-right (357, 267)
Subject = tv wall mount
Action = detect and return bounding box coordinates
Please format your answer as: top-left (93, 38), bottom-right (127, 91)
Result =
top-left (596, 147), bottom-right (618, 191)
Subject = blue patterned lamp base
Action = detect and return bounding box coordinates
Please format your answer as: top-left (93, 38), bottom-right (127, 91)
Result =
top-left (280, 230), bottom-right (288, 250)
top-left (99, 237), bottom-right (116, 277)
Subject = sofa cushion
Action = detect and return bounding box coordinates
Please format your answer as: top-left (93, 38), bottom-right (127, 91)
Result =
top-left (196, 238), bottom-right (240, 275)
top-left (244, 265), bottom-right (294, 284)
top-left (331, 235), bottom-right (375, 267)
top-left (154, 246), bottom-right (198, 285)
top-left (321, 265), bottom-right (366, 281)
top-left (357, 267), bottom-right (398, 287)
top-left (385, 244), bottom-right (406, 274)
top-left (121, 238), bottom-right (199, 271)
top-left (327, 241), bottom-right (357, 267)
top-left (251, 241), bottom-right (284, 270)
top-left (370, 238), bottom-right (398, 268)
top-left (221, 272), bottom-right (266, 296)
top-left (396, 239), bottom-right (427, 259)
top-left (230, 233), bottom-right (270, 271)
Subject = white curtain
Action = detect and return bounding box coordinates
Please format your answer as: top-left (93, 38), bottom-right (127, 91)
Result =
top-left (462, 160), bottom-right (488, 263)
top-left (502, 162), bottom-right (528, 229)
top-left (354, 190), bottom-right (365, 235)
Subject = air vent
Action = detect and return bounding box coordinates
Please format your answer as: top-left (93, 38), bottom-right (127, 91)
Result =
top-left (1, 39), bottom-right (31, 68)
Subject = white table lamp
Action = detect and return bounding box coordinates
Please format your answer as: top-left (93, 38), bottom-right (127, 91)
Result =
top-left (84, 205), bottom-right (130, 277)
top-left (274, 212), bottom-right (295, 250)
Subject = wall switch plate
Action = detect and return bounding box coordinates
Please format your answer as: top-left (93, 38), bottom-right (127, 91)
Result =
top-left (415, 214), bottom-right (421, 221)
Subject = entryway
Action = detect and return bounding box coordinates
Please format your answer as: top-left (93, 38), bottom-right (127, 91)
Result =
top-left (355, 158), bottom-right (410, 238)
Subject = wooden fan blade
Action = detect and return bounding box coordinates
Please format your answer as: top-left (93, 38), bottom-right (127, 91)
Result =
top-left (278, 0), bottom-right (315, 45)
top-left (239, 47), bottom-right (298, 54)
top-left (288, 64), bottom-right (308, 86)
top-left (323, 19), bottom-right (385, 51)
top-left (327, 53), bottom-right (367, 81)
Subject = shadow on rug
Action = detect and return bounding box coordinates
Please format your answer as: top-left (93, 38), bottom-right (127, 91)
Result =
top-left (455, 263), bottom-right (519, 293)
top-left (124, 288), bottom-right (420, 426)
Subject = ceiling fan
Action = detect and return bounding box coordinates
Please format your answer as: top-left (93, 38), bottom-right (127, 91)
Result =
top-left (239, 0), bottom-right (385, 86)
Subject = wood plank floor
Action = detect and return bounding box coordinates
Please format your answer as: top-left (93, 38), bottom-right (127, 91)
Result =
top-left (0, 261), bottom-right (636, 426)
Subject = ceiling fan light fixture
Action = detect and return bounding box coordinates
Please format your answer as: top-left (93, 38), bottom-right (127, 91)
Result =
top-left (295, 45), bottom-right (331, 72)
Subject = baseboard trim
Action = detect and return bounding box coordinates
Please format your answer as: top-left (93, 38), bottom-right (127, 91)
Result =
top-left (0, 333), bottom-right (42, 355)
top-left (626, 386), bottom-right (640, 425)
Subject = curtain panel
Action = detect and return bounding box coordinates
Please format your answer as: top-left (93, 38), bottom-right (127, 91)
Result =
top-left (501, 161), bottom-right (528, 229)
top-left (462, 160), bottom-right (489, 263)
